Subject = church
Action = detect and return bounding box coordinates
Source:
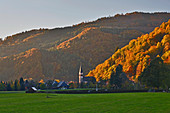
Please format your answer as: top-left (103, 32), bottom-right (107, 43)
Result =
top-left (78, 65), bottom-right (96, 87)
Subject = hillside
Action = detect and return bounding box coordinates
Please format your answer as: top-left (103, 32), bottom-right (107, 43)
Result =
top-left (86, 19), bottom-right (170, 82)
top-left (0, 12), bottom-right (170, 81)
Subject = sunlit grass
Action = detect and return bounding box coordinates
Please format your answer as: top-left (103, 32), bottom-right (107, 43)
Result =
top-left (0, 92), bottom-right (169, 113)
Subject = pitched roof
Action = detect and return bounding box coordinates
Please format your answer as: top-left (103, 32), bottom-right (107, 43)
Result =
top-left (57, 81), bottom-right (68, 87)
top-left (31, 87), bottom-right (37, 91)
top-left (52, 81), bottom-right (58, 85)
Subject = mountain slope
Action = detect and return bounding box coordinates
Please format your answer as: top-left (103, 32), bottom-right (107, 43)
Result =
top-left (86, 20), bottom-right (170, 82)
top-left (0, 12), bottom-right (170, 81)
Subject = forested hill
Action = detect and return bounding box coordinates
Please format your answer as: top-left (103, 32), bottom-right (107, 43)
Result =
top-left (0, 12), bottom-right (170, 81)
top-left (86, 19), bottom-right (170, 82)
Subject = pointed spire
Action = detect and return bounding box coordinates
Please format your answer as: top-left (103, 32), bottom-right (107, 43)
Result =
top-left (79, 65), bottom-right (83, 75)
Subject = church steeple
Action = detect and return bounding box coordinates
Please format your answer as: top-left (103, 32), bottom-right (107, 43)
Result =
top-left (79, 65), bottom-right (83, 84)
top-left (79, 65), bottom-right (83, 75)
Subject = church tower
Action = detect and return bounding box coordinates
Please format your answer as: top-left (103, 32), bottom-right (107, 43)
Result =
top-left (79, 65), bottom-right (83, 84)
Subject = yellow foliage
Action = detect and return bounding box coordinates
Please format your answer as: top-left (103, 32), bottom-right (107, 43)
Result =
top-left (86, 19), bottom-right (170, 81)
top-left (148, 45), bottom-right (157, 53)
top-left (129, 39), bottom-right (136, 48)
top-left (162, 50), bottom-right (170, 63)
top-left (39, 79), bottom-right (44, 84)
top-left (55, 79), bottom-right (60, 83)
top-left (161, 34), bottom-right (170, 45)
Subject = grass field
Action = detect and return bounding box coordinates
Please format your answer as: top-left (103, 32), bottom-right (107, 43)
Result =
top-left (0, 92), bottom-right (169, 113)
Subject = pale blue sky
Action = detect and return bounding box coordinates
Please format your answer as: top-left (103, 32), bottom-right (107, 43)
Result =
top-left (0, 0), bottom-right (170, 39)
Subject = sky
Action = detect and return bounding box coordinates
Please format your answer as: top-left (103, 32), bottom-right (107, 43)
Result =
top-left (0, 0), bottom-right (170, 39)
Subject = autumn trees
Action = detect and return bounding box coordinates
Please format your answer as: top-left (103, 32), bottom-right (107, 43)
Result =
top-left (86, 19), bottom-right (170, 90)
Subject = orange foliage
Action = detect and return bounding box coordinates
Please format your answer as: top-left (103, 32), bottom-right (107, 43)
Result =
top-left (87, 19), bottom-right (170, 81)
top-left (55, 79), bottom-right (60, 83)
top-left (39, 79), bottom-right (45, 84)
top-left (23, 32), bottom-right (44, 42)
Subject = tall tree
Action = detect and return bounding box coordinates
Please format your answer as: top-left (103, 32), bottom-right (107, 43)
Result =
top-left (113, 64), bottom-right (123, 89)
top-left (14, 80), bottom-right (18, 91)
top-left (162, 64), bottom-right (170, 91)
top-left (139, 57), bottom-right (167, 89)
top-left (109, 71), bottom-right (115, 86)
top-left (6, 82), bottom-right (12, 91)
top-left (19, 77), bottom-right (25, 91)
top-left (0, 83), bottom-right (6, 91)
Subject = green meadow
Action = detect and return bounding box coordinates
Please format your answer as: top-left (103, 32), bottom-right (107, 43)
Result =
top-left (0, 92), bottom-right (169, 113)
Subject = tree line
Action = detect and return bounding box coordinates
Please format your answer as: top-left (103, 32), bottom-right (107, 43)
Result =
top-left (0, 77), bottom-right (44, 91)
